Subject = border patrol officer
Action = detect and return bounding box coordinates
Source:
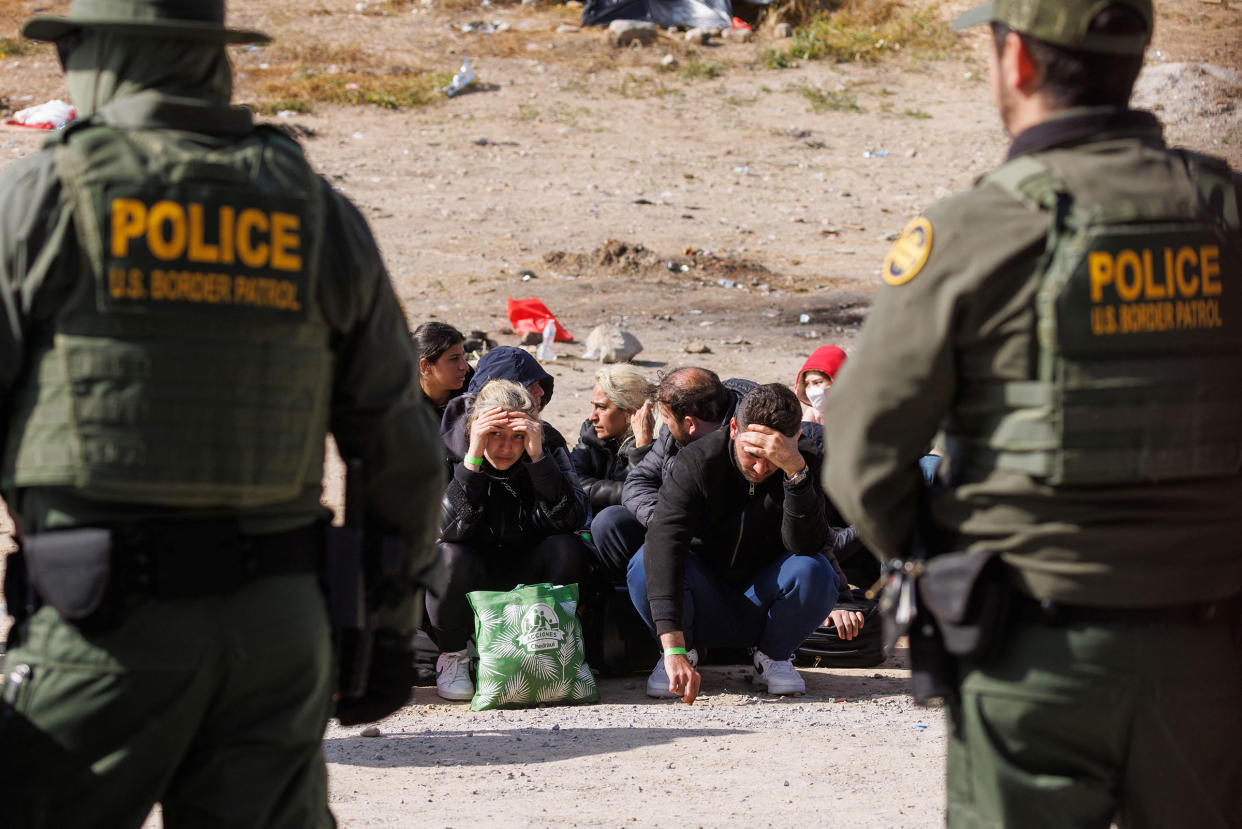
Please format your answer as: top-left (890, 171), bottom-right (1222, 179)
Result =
top-left (822, 0), bottom-right (1242, 825)
top-left (0, 2), bottom-right (443, 826)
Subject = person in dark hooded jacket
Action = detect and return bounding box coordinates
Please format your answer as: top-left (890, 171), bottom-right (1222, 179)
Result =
top-left (430, 365), bottom-right (590, 700)
top-left (440, 345), bottom-right (570, 467)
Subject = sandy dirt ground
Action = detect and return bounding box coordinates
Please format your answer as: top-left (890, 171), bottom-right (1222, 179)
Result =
top-left (1, 0), bottom-right (1240, 825)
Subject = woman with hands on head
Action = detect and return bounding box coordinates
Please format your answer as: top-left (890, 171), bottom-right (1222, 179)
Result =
top-left (427, 379), bottom-right (590, 701)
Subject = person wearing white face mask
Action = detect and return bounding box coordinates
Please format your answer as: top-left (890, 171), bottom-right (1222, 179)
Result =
top-left (793, 345), bottom-right (847, 425)
top-left (804, 382), bottom-right (828, 411)
top-left (790, 345), bottom-right (875, 638)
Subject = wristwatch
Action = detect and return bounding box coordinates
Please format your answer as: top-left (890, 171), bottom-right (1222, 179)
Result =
top-left (785, 465), bottom-right (809, 486)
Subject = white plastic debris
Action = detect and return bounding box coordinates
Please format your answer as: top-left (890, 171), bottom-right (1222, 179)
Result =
top-left (5, 99), bottom-right (75, 129)
top-left (444, 58), bottom-right (476, 98)
top-left (536, 319), bottom-right (558, 361)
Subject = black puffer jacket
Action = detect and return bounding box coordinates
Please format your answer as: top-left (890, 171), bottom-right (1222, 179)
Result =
top-left (569, 420), bottom-right (644, 512)
top-left (439, 451), bottom-right (587, 548)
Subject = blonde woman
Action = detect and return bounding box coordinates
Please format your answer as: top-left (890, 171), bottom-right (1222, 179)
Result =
top-left (570, 364), bottom-right (656, 513)
top-left (427, 379), bottom-right (589, 700)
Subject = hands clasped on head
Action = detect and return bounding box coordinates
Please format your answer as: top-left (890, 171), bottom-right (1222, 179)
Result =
top-left (468, 407), bottom-right (544, 468)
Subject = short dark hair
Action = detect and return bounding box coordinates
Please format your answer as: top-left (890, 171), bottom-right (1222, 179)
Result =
top-left (992, 4), bottom-right (1147, 108)
top-left (735, 383), bottom-right (801, 438)
top-left (413, 321), bottom-right (465, 365)
top-left (657, 367), bottom-right (729, 424)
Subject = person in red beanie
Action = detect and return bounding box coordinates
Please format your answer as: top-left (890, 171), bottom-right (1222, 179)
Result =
top-left (793, 345), bottom-right (847, 424)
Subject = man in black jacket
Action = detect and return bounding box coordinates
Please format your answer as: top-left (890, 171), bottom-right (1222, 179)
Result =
top-left (628, 384), bottom-right (840, 701)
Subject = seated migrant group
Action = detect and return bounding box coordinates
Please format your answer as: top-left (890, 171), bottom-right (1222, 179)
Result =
top-left (415, 323), bottom-right (872, 703)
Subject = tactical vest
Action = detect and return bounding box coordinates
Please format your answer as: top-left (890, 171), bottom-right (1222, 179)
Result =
top-left (946, 147), bottom-right (1242, 486)
top-left (2, 121), bottom-right (334, 508)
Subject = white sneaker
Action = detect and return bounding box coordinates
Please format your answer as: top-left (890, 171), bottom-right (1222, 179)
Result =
top-left (645, 648), bottom-right (699, 698)
top-left (753, 650), bottom-right (806, 695)
top-left (435, 649), bottom-right (475, 701)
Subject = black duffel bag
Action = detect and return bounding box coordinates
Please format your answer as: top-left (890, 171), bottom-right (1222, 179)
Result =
top-left (794, 590), bottom-right (884, 669)
top-left (582, 584), bottom-right (654, 677)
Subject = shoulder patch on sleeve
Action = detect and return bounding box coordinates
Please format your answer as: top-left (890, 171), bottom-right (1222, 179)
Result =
top-left (881, 216), bottom-right (933, 286)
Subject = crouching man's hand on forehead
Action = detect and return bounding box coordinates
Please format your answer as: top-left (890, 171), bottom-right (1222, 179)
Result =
top-left (733, 422), bottom-right (806, 482)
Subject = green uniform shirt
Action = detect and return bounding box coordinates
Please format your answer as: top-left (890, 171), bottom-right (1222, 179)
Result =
top-left (0, 94), bottom-right (443, 627)
top-left (824, 107), bottom-right (1242, 608)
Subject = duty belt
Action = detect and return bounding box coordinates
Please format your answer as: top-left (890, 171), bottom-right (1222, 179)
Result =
top-left (1015, 593), bottom-right (1241, 627)
top-left (108, 519), bottom-right (323, 599)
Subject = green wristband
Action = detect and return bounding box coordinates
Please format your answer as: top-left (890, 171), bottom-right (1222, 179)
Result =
top-left (664, 647), bottom-right (688, 657)
top-left (463, 455), bottom-right (484, 468)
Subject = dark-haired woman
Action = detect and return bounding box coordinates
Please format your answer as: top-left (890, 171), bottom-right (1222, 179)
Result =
top-left (414, 321), bottom-right (471, 418)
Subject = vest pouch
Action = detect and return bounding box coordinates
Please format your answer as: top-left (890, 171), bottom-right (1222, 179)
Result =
top-left (918, 550), bottom-right (1011, 659)
top-left (24, 529), bottom-right (122, 631)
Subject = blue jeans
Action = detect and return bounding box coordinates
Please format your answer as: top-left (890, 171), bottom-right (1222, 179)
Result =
top-left (919, 453), bottom-right (942, 484)
top-left (626, 548), bottom-right (838, 661)
top-left (590, 505), bottom-right (646, 586)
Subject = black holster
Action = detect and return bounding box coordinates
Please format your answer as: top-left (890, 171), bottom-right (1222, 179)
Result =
top-left (919, 550), bottom-right (1012, 659)
top-left (3, 543), bottom-right (40, 631)
top-left (907, 550), bottom-right (1012, 705)
top-left (323, 522), bottom-right (372, 701)
top-left (22, 528), bottom-right (122, 633)
top-left (322, 524), bottom-right (420, 725)
top-left (907, 605), bottom-right (958, 705)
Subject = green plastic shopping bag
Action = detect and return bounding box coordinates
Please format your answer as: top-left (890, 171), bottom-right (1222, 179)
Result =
top-left (466, 582), bottom-right (599, 711)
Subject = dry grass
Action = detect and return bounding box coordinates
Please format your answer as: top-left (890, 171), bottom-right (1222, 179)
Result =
top-left (678, 56), bottom-right (725, 81)
top-left (766, 0), bottom-right (957, 64)
top-left (241, 66), bottom-right (452, 114)
top-left (796, 80), bottom-right (864, 112)
top-left (233, 3), bottom-right (625, 110)
top-left (0, 35), bottom-right (33, 56)
top-left (233, 24), bottom-right (458, 113)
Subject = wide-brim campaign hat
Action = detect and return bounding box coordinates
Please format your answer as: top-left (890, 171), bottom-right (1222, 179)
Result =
top-left (953, 0), bottom-right (1152, 55)
top-left (22, 0), bottom-right (270, 45)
